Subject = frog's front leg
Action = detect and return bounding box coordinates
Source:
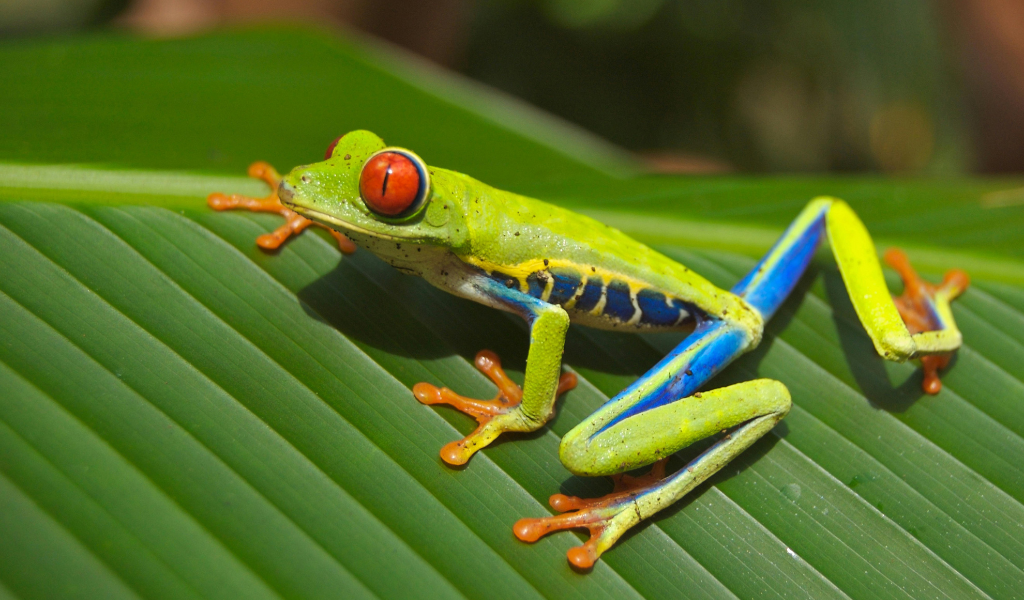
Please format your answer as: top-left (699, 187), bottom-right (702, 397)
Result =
top-left (515, 318), bottom-right (791, 568)
top-left (208, 161), bottom-right (357, 253)
top-left (413, 276), bottom-right (578, 465)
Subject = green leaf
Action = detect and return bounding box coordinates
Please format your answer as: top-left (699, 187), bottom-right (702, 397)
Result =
top-left (1, 27), bottom-right (1023, 600)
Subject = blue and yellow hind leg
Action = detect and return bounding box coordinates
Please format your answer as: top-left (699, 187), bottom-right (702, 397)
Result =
top-left (516, 197), bottom-right (969, 568)
top-left (726, 196), bottom-right (969, 390)
top-left (516, 318), bottom-right (791, 568)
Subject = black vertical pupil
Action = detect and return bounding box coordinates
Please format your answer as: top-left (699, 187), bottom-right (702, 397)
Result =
top-left (381, 165), bottom-right (392, 197)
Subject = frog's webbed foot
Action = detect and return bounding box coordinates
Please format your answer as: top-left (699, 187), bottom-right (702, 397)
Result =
top-left (208, 161), bottom-right (356, 253)
top-left (513, 458), bottom-right (671, 569)
top-left (883, 248), bottom-right (970, 394)
top-left (412, 350), bottom-right (577, 465)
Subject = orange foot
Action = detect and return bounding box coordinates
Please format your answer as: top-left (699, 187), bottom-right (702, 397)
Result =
top-left (884, 248), bottom-right (970, 394)
top-left (208, 161), bottom-right (357, 253)
top-left (514, 458), bottom-right (671, 569)
top-left (412, 350), bottom-right (577, 465)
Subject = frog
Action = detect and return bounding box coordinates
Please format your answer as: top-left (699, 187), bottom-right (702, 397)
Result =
top-left (208, 130), bottom-right (969, 569)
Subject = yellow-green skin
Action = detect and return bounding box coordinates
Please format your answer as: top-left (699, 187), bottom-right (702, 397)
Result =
top-left (279, 130), bottom-right (966, 565)
top-left (282, 131), bottom-right (759, 330)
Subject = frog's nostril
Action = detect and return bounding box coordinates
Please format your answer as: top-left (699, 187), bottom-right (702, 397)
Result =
top-left (278, 181), bottom-right (295, 204)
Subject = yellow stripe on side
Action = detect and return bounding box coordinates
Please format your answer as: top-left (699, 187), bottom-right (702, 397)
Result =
top-left (825, 198), bottom-right (915, 361)
top-left (465, 256), bottom-right (679, 317)
top-left (563, 276), bottom-right (587, 309)
top-left (464, 258), bottom-right (650, 296)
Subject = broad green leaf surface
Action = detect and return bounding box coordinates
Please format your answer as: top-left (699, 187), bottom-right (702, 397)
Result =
top-left (1, 27), bottom-right (1023, 600)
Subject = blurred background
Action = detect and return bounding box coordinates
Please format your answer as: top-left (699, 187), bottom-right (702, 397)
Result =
top-left (2, 0), bottom-right (1022, 175)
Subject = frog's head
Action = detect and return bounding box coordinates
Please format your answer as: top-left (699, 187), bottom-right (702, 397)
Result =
top-left (278, 130), bottom-right (467, 258)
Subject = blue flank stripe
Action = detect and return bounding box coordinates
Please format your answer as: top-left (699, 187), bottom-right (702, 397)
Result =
top-left (548, 268), bottom-right (582, 304)
top-left (592, 320), bottom-right (749, 437)
top-left (575, 279), bottom-right (604, 312)
top-left (604, 280), bottom-right (635, 322)
top-left (637, 289), bottom-right (682, 326)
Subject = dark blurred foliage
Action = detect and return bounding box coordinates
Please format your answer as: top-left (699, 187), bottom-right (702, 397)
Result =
top-left (2, 0), bottom-right (1023, 174)
top-left (0, 0), bottom-right (130, 31)
top-left (462, 0), bottom-right (964, 173)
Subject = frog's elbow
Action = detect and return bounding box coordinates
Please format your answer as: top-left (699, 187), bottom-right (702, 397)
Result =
top-left (876, 331), bottom-right (916, 362)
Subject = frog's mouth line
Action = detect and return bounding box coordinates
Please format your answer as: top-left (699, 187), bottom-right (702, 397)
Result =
top-left (288, 202), bottom-right (434, 245)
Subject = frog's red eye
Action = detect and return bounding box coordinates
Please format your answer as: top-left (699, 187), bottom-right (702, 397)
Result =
top-left (359, 150), bottom-right (429, 217)
top-left (325, 134), bottom-right (345, 160)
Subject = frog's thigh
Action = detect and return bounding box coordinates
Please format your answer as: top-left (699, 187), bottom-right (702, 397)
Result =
top-left (560, 379), bottom-right (791, 477)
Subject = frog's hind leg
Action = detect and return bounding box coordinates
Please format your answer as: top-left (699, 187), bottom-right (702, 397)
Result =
top-left (517, 363), bottom-right (791, 569)
top-left (516, 314), bottom-right (793, 567)
top-left (734, 196), bottom-right (970, 393)
top-left (208, 161), bottom-right (356, 253)
top-left (413, 350), bottom-right (577, 465)
top-left (516, 200), bottom-right (828, 568)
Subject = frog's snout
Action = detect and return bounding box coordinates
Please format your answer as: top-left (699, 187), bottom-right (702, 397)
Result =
top-left (278, 181), bottom-right (295, 206)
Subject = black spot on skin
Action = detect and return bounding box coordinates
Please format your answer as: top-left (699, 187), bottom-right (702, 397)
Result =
top-left (514, 232), bottom-right (520, 236)
top-left (591, 267), bottom-right (596, 272)
top-left (505, 279), bottom-right (515, 288)
top-left (686, 369), bottom-right (693, 376)
top-left (344, 154), bottom-right (351, 160)
top-left (526, 272), bottom-right (547, 298)
top-left (543, 259), bottom-right (549, 266)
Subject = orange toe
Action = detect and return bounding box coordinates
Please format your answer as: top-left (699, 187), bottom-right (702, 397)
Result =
top-left (884, 247), bottom-right (968, 395)
top-left (414, 350), bottom-right (576, 465)
top-left (567, 545), bottom-right (598, 569)
top-left (209, 161), bottom-right (358, 253)
top-left (514, 459), bottom-right (668, 568)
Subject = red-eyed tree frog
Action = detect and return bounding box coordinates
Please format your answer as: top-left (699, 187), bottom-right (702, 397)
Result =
top-left (209, 130), bottom-right (969, 569)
